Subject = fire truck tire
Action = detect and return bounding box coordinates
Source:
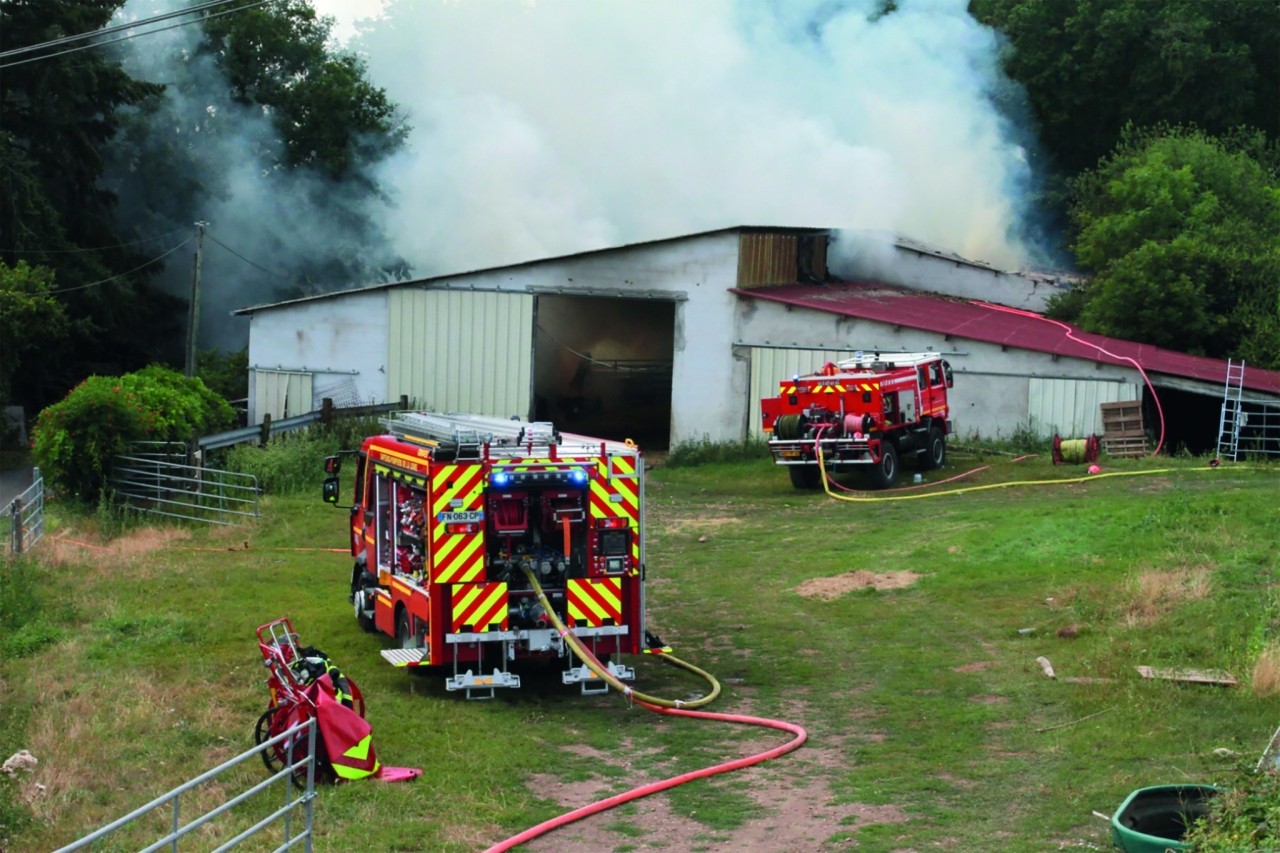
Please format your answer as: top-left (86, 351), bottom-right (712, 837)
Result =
top-left (788, 465), bottom-right (822, 490)
top-left (870, 442), bottom-right (899, 489)
top-left (924, 426), bottom-right (947, 470)
top-left (396, 609), bottom-right (424, 650)
top-left (354, 589), bottom-right (375, 633)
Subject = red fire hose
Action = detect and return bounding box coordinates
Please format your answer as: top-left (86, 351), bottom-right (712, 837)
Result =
top-left (482, 569), bottom-right (809, 852)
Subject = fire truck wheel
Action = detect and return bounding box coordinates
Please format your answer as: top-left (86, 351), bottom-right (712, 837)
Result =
top-left (925, 427), bottom-right (947, 470)
top-left (396, 610), bottom-right (423, 650)
top-left (788, 465), bottom-right (822, 490)
top-left (870, 442), bottom-right (899, 489)
top-left (353, 588), bottom-right (375, 633)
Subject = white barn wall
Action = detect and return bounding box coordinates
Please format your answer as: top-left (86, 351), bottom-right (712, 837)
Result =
top-left (241, 234), bottom-right (747, 440)
top-left (245, 290), bottom-right (390, 423)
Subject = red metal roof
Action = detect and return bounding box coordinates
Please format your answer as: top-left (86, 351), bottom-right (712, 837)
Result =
top-left (733, 281), bottom-right (1280, 395)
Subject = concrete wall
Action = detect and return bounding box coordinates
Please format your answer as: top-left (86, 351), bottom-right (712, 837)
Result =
top-left (733, 298), bottom-right (1140, 441)
top-left (831, 232), bottom-right (1074, 313)
top-left (245, 290), bottom-right (390, 423)
top-left (242, 231), bottom-right (748, 444)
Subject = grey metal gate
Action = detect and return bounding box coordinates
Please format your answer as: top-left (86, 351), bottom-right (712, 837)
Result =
top-left (6, 467), bottom-right (44, 554)
top-left (110, 451), bottom-right (259, 526)
top-left (55, 719), bottom-right (317, 852)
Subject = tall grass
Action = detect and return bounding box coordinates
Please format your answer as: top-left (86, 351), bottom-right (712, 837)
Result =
top-left (219, 415), bottom-right (385, 494)
top-left (3, 443), bottom-right (1278, 851)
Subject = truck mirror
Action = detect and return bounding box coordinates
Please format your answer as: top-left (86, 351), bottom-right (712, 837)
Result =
top-left (943, 361), bottom-right (954, 388)
top-left (322, 476), bottom-right (340, 505)
top-left (324, 455), bottom-right (341, 475)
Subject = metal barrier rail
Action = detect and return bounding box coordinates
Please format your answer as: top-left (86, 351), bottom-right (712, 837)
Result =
top-left (6, 467), bottom-right (44, 554)
top-left (110, 455), bottom-right (259, 526)
top-left (56, 719), bottom-right (317, 852)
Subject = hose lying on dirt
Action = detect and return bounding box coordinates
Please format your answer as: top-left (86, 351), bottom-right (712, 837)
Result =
top-left (480, 569), bottom-right (808, 853)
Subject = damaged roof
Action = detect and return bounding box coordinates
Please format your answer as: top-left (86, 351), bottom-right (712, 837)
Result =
top-left (733, 280), bottom-right (1280, 395)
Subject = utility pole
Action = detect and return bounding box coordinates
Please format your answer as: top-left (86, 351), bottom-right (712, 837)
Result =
top-left (185, 221), bottom-right (207, 377)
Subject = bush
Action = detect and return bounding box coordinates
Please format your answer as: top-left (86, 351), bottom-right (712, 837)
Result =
top-left (31, 365), bottom-right (234, 500)
top-left (1183, 764), bottom-right (1280, 851)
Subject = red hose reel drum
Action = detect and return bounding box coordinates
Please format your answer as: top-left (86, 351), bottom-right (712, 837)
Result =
top-left (1052, 433), bottom-right (1101, 465)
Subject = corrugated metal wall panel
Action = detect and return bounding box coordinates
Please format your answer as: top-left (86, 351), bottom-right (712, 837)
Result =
top-left (388, 290), bottom-right (534, 417)
top-left (253, 370), bottom-right (313, 420)
top-left (1028, 377), bottom-right (1141, 437)
top-left (746, 347), bottom-right (856, 438)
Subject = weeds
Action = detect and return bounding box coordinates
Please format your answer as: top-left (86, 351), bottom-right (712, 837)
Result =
top-left (1184, 764), bottom-right (1280, 851)
top-left (665, 436), bottom-right (767, 467)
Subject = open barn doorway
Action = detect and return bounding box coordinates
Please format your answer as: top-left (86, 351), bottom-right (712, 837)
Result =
top-left (533, 295), bottom-right (675, 449)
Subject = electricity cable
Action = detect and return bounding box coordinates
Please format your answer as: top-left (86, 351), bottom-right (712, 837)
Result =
top-left (206, 233), bottom-right (291, 279)
top-left (45, 236), bottom-right (193, 295)
top-left (0, 227), bottom-right (189, 256)
top-left (0, 0), bottom-right (278, 70)
top-left (0, 0), bottom-right (246, 60)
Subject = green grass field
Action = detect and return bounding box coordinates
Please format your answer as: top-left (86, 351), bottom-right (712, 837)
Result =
top-left (2, 449), bottom-right (1278, 851)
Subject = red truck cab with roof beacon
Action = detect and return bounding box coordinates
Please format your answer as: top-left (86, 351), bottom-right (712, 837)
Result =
top-left (760, 351), bottom-right (954, 490)
top-left (322, 412), bottom-right (644, 699)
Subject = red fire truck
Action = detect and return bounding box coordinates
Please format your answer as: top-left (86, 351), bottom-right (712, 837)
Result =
top-left (760, 351), bottom-right (953, 489)
top-left (323, 412), bottom-right (643, 699)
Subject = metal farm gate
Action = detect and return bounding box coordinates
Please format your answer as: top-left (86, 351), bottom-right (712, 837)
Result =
top-left (5, 467), bottom-right (45, 555)
top-left (110, 443), bottom-right (259, 525)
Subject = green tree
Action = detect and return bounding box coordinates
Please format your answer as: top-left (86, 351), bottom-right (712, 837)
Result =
top-left (971, 0), bottom-right (1280, 177)
top-left (1053, 126), bottom-right (1280, 368)
top-left (0, 0), bottom-right (185, 408)
top-left (0, 261), bottom-right (66, 408)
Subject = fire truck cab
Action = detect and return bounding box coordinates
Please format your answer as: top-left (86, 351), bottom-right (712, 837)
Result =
top-left (323, 412), bottom-right (643, 699)
top-left (760, 351), bottom-right (953, 489)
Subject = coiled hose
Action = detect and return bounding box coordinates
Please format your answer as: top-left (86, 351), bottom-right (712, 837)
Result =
top-left (480, 569), bottom-right (808, 852)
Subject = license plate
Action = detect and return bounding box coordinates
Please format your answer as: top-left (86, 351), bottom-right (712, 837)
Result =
top-left (779, 450), bottom-right (802, 459)
top-left (438, 510), bottom-right (483, 523)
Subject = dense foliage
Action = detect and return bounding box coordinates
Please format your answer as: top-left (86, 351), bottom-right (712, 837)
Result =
top-left (1184, 765), bottom-right (1280, 851)
top-left (1, 0), bottom-right (407, 413)
top-left (970, 0), bottom-right (1279, 178)
top-left (1051, 126), bottom-right (1280, 368)
top-left (31, 365), bottom-right (234, 500)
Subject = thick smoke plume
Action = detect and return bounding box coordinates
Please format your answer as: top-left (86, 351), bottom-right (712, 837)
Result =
top-left (108, 0), bottom-right (1048, 350)
top-left (353, 0), bottom-right (1046, 277)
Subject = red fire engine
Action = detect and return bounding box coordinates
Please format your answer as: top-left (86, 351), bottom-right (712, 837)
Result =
top-left (760, 351), bottom-right (954, 489)
top-left (323, 412), bottom-right (643, 699)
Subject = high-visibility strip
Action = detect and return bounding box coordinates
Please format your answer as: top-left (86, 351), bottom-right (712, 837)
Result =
top-left (430, 463), bottom-right (485, 583)
top-left (567, 578), bottom-right (622, 626)
top-left (451, 582), bottom-right (508, 632)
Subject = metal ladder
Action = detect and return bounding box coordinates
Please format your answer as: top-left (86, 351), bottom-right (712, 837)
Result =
top-left (384, 411), bottom-right (559, 456)
top-left (1216, 359), bottom-right (1246, 460)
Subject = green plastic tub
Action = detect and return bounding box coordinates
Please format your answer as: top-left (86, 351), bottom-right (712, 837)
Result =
top-left (1110, 784), bottom-right (1219, 852)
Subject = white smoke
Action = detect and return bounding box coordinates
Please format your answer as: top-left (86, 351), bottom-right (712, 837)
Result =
top-left (355, 0), bottom-right (1042, 275)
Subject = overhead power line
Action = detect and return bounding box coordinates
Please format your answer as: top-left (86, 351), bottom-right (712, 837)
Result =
top-left (0, 227), bottom-right (190, 256)
top-left (0, 0), bottom-right (243, 60)
top-left (46, 236), bottom-right (193, 295)
top-left (0, 0), bottom-right (279, 70)
top-left (206, 232), bottom-right (291, 279)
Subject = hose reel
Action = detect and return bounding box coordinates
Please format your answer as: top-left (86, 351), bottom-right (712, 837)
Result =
top-left (1052, 433), bottom-right (1100, 465)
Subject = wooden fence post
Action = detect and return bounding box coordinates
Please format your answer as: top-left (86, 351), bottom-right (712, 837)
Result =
top-left (321, 398), bottom-right (334, 425)
top-left (260, 413), bottom-right (272, 447)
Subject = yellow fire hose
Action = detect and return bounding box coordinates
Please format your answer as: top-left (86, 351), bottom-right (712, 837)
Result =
top-left (816, 444), bottom-right (1223, 503)
top-left (521, 566), bottom-right (720, 708)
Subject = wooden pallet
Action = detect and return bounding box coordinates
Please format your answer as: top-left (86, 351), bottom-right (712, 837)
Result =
top-left (1101, 401), bottom-right (1149, 457)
